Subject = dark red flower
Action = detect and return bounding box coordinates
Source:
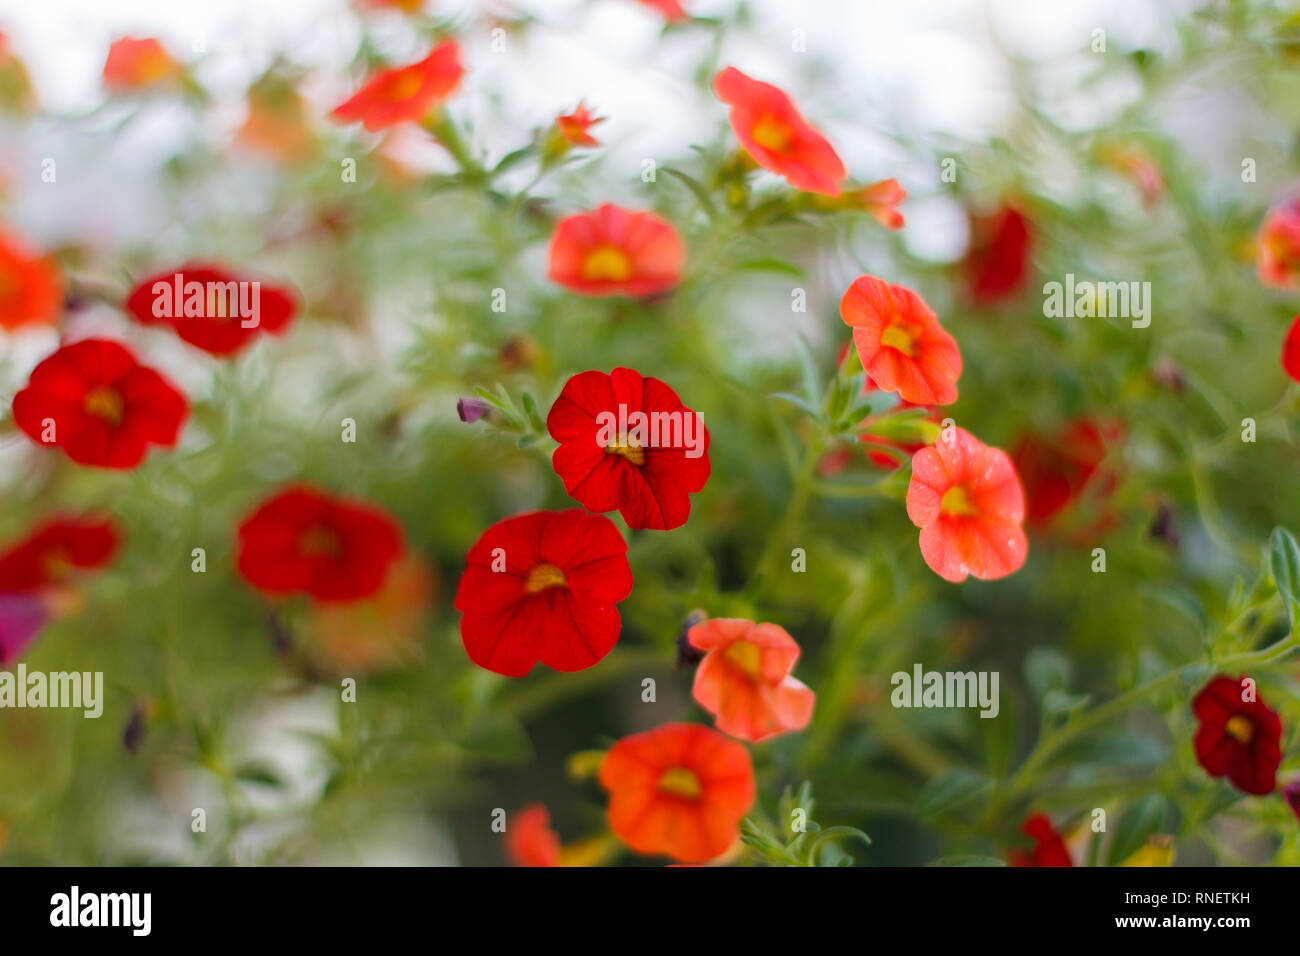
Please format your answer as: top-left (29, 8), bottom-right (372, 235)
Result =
top-left (963, 204), bottom-right (1032, 306)
top-left (547, 367), bottom-right (710, 531)
top-left (455, 509), bottom-right (633, 676)
top-left (1283, 315), bottom-right (1300, 384)
top-left (1192, 675), bottom-right (1282, 796)
top-left (0, 515), bottom-right (121, 594)
top-left (1009, 813), bottom-right (1072, 867)
top-left (125, 264), bottom-right (298, 357)
top-left (12, 338), bottom-right (189, 469)
top-left (1012, 417), bottom-right (1123, 531)
top-left (236, 484), bottom-right (405, 604)
top-left (1284, 779), bottom-right (1300, 826)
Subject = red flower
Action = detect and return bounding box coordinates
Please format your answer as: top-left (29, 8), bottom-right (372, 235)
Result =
top-left (688, 618), bottom-right (814, 742)
top-left (331, 41), bottom-right (463, 132)
top-left (454, 509), bottom-right (633, 676)
top-left (555, 101), bottom-right (604, 148)
top-left (506, 804), bottom-right (561, 867)
top-left (1283, 315), bottom-right (1300, 383)
top-left (12, 338), bottom-right (189, 469)
top-left (1192, 675), bottom-right (1282, 796)
top-left (0, 228), bottom-right (62, 331)
top-left (1009, 813), bottom-right (1072, 867)
top-left (846, 178), bottom-right (905, 229)
top-left (1258, 197), bottom-right (1300, 290)
top-left (714, 67), bottom-right (846, 196)
top-left (0, 515), bottom-right (121, 594)
top-left (102, 37), bottom-right (181, 92)
top-left (1012, 417), bottom-right (1123, 531)
top-left (547, 204), bottom-right (685, 298)
top-left (599, 722), bottom-right (755, 863)
top-left (236, 484), bottom-right (405, 604)
top-left (840, 274), bottom-right (962, 406)
top-left (963, 204), bottom-right (1032, 305)
top-left (906, 426), bottom-right (1028, 583)
top-left (1284, 779), bottom-right (1300, 826)
top-left (634, 0), bottom-right (688, 20)
top-left (546, 367), bottom-right (710, 531)
top-left (125, 264), bottom-right (298, 357)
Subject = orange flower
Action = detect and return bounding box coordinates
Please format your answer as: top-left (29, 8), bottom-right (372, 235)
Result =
top-left (599, 722), bottom-right (755, 863)
top-left (840, 274), bottom-right (962, 406)
top-left (547, 203), bottom-right (685, 297)
top-left (237, 72), bottom-right (315, 165)
top-left (0, 229), bottom-right (61, 331)
top-left (505, 803), bottom-right (560, 867)
top-left (102, 37), bottom-right (181, 92)
top-left (1258, 197), bottom-right (1300, 290)
top-left (555, 101), bottom-right (604, 148)
top-left (713, 66), bottom-right (846, 196)
top-left (906, 426), bottom-right (1028, 583)
top-left (847, 178), bottom-right (905, 229)
top-left (306, 554), bottom-right (434, 674)
top-left (688, 618), bottom-right (814, 742)
top-left (331, 41), bottom-right (464, 132)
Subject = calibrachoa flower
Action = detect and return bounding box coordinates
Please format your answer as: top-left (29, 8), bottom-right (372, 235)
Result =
top-left (635, 0), bottom-right (688, 21)
top-left (1012, 417), bottom-right (1123, 531)
top-left (554, 101), bottom-right (604, 148)
top-left (963, 203), bottom-right (1032, 305)
top-left (330, 41), bottom-right (463, 132)
top-left (125, 264), bottom-right (298, 357)
top-left (1258, 197), bottom-right (1300, 289)
top-left (505, 804), bottom-right (561, 867)
top-left (1282, 315), bottom-right (1300, 384)
top-left (455, 509), bottom-right (633, 676)
top-left (599, 722), bottom-right (755, 863)
top-left (840, 274), bottom-right (962, 406)
top-left (906, 427), bottom-right (1028, 583)
top-left (713, 66), bottom-right (846, 196)
top-left (237, 72), bottom-right (315, 166)
top-left (12, 338), bottom-right (189, 469)
top-left (0, 228), bottom-right (62, 331)
top-left (546, 367), bottom-right (710, 530)
top-left (846, 178), bottom-right (905, 229)
top-left (0, 515), bottom-right (120, 594)
top-left (546, 204), bottom-right (685, 298)
top-left (687, 618), bottom-right (814, 742)
top-left (102, 37), bottom-right (181, 92)
top-left (236, 484), bottom-right (405, 604)
top-left (306, 554), bottom-right (433, 673)
top-left (1192, 675), bottom-right (1282, 796)
top-left (1008, 813), bottom-right (1072, 867)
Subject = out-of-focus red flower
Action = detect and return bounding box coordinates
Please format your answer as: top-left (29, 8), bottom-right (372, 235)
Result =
top-left (599, 722), bottom-right (755, 863)
top-left (0, 516), bottom-right (120, 594)
top-left (0, 229), bottom-right (62, 331)
top-left (555, 101), bottom-right (604, 148)
top-left (306, 554), bottom-right (433, 673)
top-left (1009, 813), bottom-right (1072, 867)
top-left (12, 338), bottom-right (189, 469)
top-left (506, 803), bottom-right (561, 867)
top-left (1282, 315), bottom-right (1300, 383)
top-left (847, 178), bottom-right (905, 229)
top-left (363, 0), bottom-right (425, 10)
top-left (546, 367), bottom-right (710, 531)
top-left (1258, 197), bottom-right (1300, 290)
top-left (906, 426), bottom-right (1028, 583)
top-left (124, 264), bottom-right (298, 357)
top-left (236, 484), bottom-right (405, 604)
top-left (1192, 675), bottom-right (1282, 796)
top-left (963, 203), bottom-right (1033, 305)
top-left (237, 72), bottom-right (315, 165)
top-left (454, 509), bottom-right (633, 676)
top-left (1012, 417), bottom-right (1123, 532)
top-left (687, 618), bottom-right (814, 742)
top-left (634, 0), bottom-right (688, 21)
top-left (331, 41), bottom-right (463, 132)
top-left (547, 204), bottom-right (685, 297)
top-left (840, 274), bottom-right (962, 406)
top-left (713, 66), bottom-right (846, 196)
top-left (102, 37), bottom-right (182, 92)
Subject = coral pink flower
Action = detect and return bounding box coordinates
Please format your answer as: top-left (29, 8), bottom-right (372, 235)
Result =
top-left (634, 0), bottom-right (688, 21)
top-left (506, 804), bottom-right (561, 867)
top-left (714, 67), bottom-right (846, 196)
top-left (1192, 675), bottom-right (1282, 796)
top-left (1009, 813), bottom-right (1072, 867)
top-left (848, 178), bottom-right (905, 229)
top-left (331, 41), bottom-right (463, 132)
top-left (906, 427), bottom-right (1028, 583)
top-left (102, 37), bottom-right (181, 92)
top-left (1258, 197), bottom-right (1300, 289)
top-left (547, 204), bottom-right (685, 297)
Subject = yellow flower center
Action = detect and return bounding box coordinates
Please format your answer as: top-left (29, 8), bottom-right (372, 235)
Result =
top-left (940, 485), bottom-right (978, 517)
top-left (525, 562), bottom-right (567, 594)
top-left (1225, 714), bottom-right (1255, 745)
top-left (605, 434), bottom-right (645, 466)
top-left (657, 767), bottom-right (702, 799)
top-left (83, 386), bottom-right (124, 426)
top-left (384, 69), bottom-right (424, 102)
top-left (751, 116), bottom-right (792, 152)
top-left (880, 323), bottom-right (917, 357)
top-left (724, 639), bottom-right (762, 679)
top-left (581, 245), bottom-right (633, 283)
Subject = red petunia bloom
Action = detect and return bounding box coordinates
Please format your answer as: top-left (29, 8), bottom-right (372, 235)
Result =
top-left (547, 367), bottom-right (710, 531)
top-left (1192, 675), bottom-right (1282, 796)
top-left (12, 338), bottom-right (189, 469)
top-left (1008, 813), bottom-right (1072, 867)
top-left (714, 67), bottom-right (846, 196)
top-left (634, 0), bottom-right (688, 20)
top-left (0, 229), bottom-right (62, 331)
top-left (840, 274), bottom-right (962, 406)
top-left (1012, 417), bottom-right (1123, 531)
top-left (506, 803), bottom-right (561, 867)
top-left (963, 203), bottom-right (1033, 305)
top-left (330, 41), bottom-right (463, 132)
top-left (906, 426), bottom-right (1028, 583)
top-left (102, 37), bottom-right (181, 92)
top-left (236, 484), bottom-right (405, 604)
top-left (687, 618), bottom-right (814, 742)
top-left (599, 722), bottom-right (755, 863)
top-left (0, 515), bottom-right (121, 594)
top-left (1258, 198), bottom-right (1300, 290)
top-left (455, 509), bottom-right (633, 676)
top-left (1283, 315), bottom-right (1300, 384)
top-left (547, 204), bottom-right (685, 298)
top-left (125, 264), bottom-right (298, 357)
top-left (555, 101), bottom-right (604, 148)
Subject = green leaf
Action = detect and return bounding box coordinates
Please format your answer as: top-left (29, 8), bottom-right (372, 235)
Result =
top-left (1024, 647), bottom-right (1072, 700)
top-left (735, 257), bottom-right (805, 277)
top-left (1105, 794), bottom-right (1168, 866)
top-left (662, 166), bottom-right (718, 219)
top-left (1269, 526), bottom-right (1300, 631)
top-left (918, 768), bottom-right (993, 816)
top-left (233, 763), bottom-right (285, 788)
top-left (771, 392), bottom-right (821, 419)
